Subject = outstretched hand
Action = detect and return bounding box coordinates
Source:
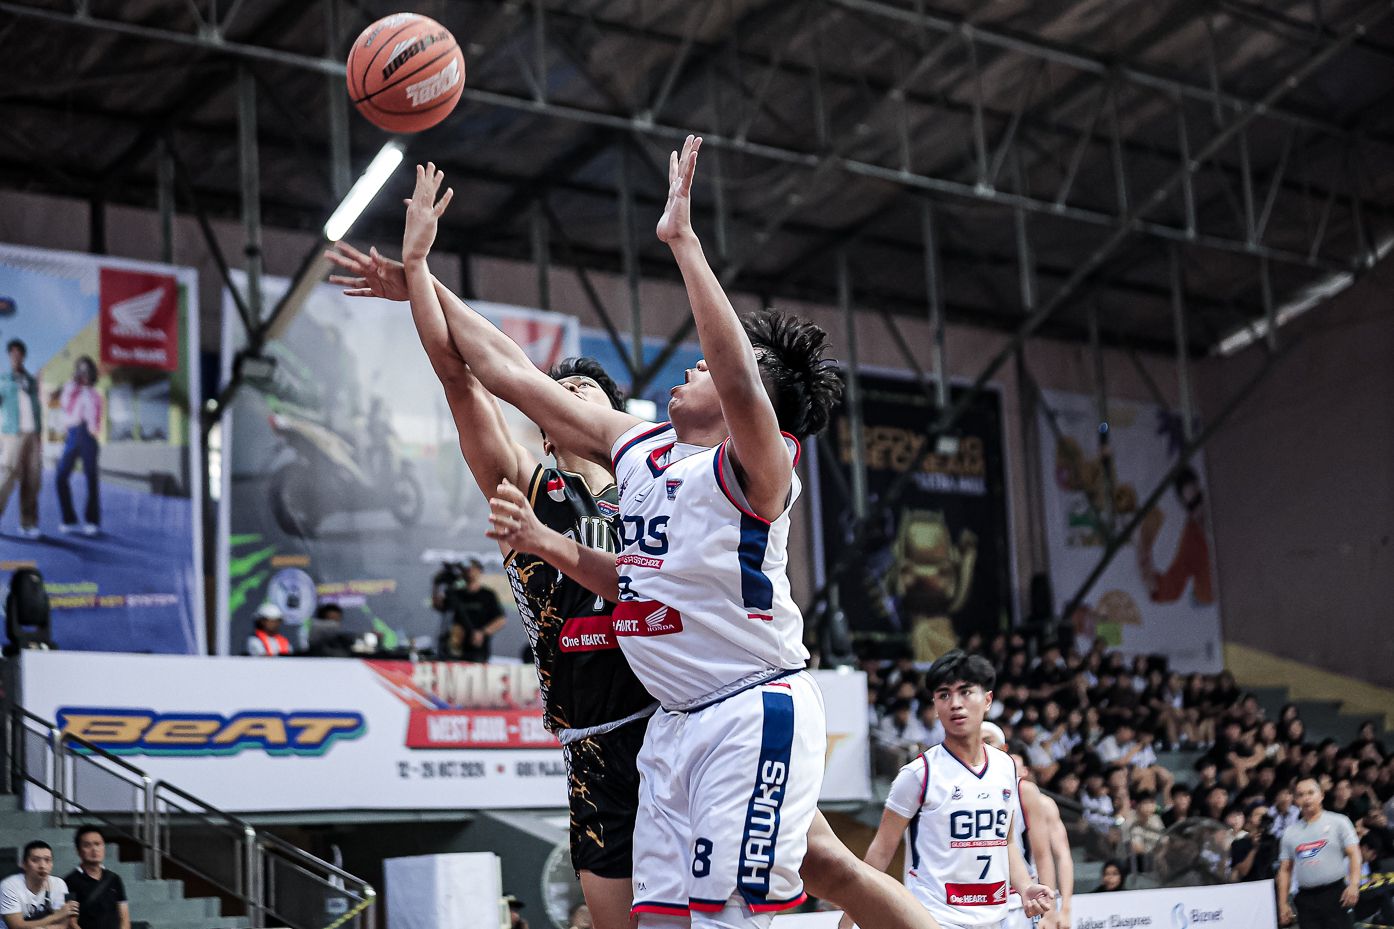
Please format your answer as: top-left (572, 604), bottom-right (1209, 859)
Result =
top-left (485, 479), bottom-right (548, 555)
top-left (325, 242), bottom-right (409, 300)
top-left (403, 162), bottom-right (454, 265)
top-left (656, 134), bottom-right (701, 245)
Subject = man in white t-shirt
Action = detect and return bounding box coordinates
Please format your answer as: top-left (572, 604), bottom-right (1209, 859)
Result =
top-left (0, 840), bottom-right (78, 928)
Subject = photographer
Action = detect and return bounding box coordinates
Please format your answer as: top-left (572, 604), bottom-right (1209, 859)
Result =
top-left (432, 560), bottom-right (505, 662)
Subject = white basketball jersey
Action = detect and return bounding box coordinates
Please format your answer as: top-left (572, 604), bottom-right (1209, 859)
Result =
top-left (608, 421), bottom-right (809, 708)
top-left (885, 743), bottom-right (1019, 928)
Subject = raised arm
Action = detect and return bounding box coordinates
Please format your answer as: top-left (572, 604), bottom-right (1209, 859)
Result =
top-left (400, 164), bottom-right (640, 466)
top-left (486, 480), bottom-right (620, 602)
top-left (327, 241), bottom-right (532, 500)
top-left (657, 136), bottom-right (791, 521)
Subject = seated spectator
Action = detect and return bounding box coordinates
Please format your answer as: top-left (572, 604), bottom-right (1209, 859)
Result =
top-left (1015, 721), bottom-right (1058, 783)
top-left (63, 826), bottom-right (129, 929)
top-left (1081, 771), bottom-right (1117, 834)
top-left (878, 699), bottom-right (930, 750)
top-left (1328, 776), bottom-right (1371, 822)
top-left (1162, 784), bottom-right (1193, 828)
top-left (246, 603), bottom-right (292, 656)
top-left (1097, 718), bottom-right (1173, 794)
top-left (1125, 790), bottom-right (1165, 863)
top-left (914, 701), bottom-right (945, 749)
top-left (1201, 784), bottom-right (1230, 823)
top-left (1, 840), bottom-right (78, 927)
top-left (1094, 859), bottom-right (1126, 893)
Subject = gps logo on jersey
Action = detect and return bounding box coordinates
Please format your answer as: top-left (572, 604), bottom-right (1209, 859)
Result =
top-left (739, 690), bottom-right (794, 905)
top-left (945, 881), bottom-right (1007, 906)
top-left (1295, 839), bottom-right (1328, 859)
top-left (57, 708), bottom-right (365, 757)
top-left (949, 809), bottom-right (1010, 848)
top-left (612, 600), bottom-right (683, 636)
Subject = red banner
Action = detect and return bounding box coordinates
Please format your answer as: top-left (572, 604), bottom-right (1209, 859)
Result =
top-left (100, 267), bottom-right (179, 371)
top-left (405, 708), bottom-right (559, 749)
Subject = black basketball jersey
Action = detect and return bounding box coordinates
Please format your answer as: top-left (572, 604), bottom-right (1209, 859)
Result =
top-left (505, 464), bottom-right (654, 732)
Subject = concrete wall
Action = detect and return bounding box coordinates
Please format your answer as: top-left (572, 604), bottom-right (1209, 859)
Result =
top-left (1197, 256), bottom-right (1394, 688)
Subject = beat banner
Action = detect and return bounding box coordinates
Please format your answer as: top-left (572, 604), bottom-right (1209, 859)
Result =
top-left (218, 272), bottom-right (579, 659)
top-left (1037, 390), bottom-right (1223, 671)
top-left (20, 652), bottom-right (871, 810)
top-left (811, 372), bottom-right (1013, 661)
top-left (0, 243), bottom-right (203, 653)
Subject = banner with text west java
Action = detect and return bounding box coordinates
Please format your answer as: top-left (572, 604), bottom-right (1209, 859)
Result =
top-left (811, 372), bottom-right (1013, 660)
top-left (1038, 390), bottom-right (1222, 671)
top-left (0, 243), bottom-right (203, 653)
top-left (21, 652), bottom-right (871, 810)
top-left (218, 273), bottom-right (578, 659)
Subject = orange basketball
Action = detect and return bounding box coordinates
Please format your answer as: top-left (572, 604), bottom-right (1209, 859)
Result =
top-left (348, 13), bottom-right (465, 134)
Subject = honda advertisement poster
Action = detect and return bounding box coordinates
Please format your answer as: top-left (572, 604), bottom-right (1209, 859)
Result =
top-left (0, 243), bottom-right (203, 653)
top-left (218, 272), bottom-right (578, 658)
top-left (21, 652), bottom-right (871, 810)
top-left (811, 372), bottom-right (1013, 660)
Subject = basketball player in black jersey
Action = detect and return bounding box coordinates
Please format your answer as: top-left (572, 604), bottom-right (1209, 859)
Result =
top-left (329, 214), bottom-right (943, 929)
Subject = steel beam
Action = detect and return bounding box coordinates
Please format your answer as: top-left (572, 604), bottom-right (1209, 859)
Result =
top-left (802, 3), bottom-right (1389, 620)
top-left (2, 0), bottom-right (1380, 277)
top-left (1170, 246), bottom-right (1195, 441)
top-left (922, 201), bottom-right (948, 410)
top-left (617, 143), bottom-right (643, 383)
top-left (156, 138), bottom-right (175, 265)
top-left (236, 65), bottom-right (263, 323)
top-left (837, 249), bottom-right (868, 521)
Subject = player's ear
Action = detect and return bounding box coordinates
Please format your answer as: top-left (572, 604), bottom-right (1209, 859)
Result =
top-left (542, 436), bottom-right (557, 458)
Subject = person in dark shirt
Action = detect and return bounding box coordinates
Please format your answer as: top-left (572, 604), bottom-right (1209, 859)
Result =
top-left (63, 827), bottom-right (128, 929)
top-left (1161, 784), bottom-right (1193, 828)
top-left (441, 560), bottom-right (506, 662)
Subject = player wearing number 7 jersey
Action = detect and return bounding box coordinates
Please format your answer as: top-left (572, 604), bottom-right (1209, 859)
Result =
top-left (845, 651), bottom-right (1054, 929)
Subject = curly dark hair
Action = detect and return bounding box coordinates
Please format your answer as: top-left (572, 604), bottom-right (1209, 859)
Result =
top-left (548, 357), bottom-right (625, 411)
top-left (742, 310), bottom-right (843, 438)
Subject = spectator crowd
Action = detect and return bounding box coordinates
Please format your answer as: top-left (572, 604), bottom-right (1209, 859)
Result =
top-left (865, 633), bottom-right (1394, 890)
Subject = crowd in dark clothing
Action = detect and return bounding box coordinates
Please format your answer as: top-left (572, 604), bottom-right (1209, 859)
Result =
top-left (864, 633), bottom-right (1394, 885)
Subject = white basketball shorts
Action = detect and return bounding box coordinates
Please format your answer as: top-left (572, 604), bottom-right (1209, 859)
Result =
top-left (630, 670), bottom-right (826, 919)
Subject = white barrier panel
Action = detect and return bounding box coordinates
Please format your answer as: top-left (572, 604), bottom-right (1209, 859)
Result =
top-left (21, 652), bottom-right (871, 810)
top-left (384, 852), bottom-right (503, 929)
top-left (1073, 880), bottom-right (1278, 929)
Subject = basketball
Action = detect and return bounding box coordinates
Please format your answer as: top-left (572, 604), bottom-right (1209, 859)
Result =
top-left (347, 13), bottom-right (465, 134)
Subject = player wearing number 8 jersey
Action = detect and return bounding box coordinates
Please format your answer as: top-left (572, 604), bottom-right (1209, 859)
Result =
top-left (846, 652), bottom-right (1053, 929)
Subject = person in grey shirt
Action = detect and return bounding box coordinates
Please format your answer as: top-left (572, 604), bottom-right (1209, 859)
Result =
top-left (1277, 777), bottom-right (1361, 929)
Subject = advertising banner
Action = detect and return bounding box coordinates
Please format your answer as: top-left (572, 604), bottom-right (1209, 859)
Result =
top-left (0, 243), bottom-right (202, 653)
top-left (1037, 390), bottom-right (1223, 671)
top-left (812, 372), bottom-right (1013, 661)
top-left (1071, 880), bottom-right (1278, 929)
top-left (218, 274), bottom-right (578, 659)
top-left (21, 652), bottom-right (870, 810)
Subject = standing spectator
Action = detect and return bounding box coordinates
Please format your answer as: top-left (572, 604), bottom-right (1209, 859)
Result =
top-left (0, 840), bottom-right (78, 928)
top-left (245, 603), bottom-right (292, 657)
top-left (1277, 778), bottom-right (1361, 929)
top-left (503, 894), bottom-right (528, 929)
top-left (0, 339), bottom-right (42, 538)
top-left (303, 603), bottom-right (357, 658)
top-left (52, 356), bottom-right (102, 536)
top-left (63, 827), bottom-right (129, 929)
top-left (439, 560), bottom-right (505, 662)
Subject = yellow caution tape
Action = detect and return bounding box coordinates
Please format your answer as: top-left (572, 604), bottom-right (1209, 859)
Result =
top-left (321, 894), bottom-right (376, 929)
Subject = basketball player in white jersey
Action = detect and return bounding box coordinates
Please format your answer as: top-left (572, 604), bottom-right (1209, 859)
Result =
top-left (844, 651), bottom-right (1052, 929)
top-left (397, 140), bottom-right (860, 929)
top-left (981, 723), bottom-right (1074, 929)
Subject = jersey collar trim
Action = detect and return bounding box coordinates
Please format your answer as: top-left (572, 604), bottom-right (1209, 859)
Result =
top-left (612, 421), bottom-right (673, 470)
top-left (944, 743), bottom-right (990, 779)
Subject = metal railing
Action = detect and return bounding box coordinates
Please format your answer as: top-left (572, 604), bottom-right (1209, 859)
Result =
top-left (3, 703), bottom-right (376, 929)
